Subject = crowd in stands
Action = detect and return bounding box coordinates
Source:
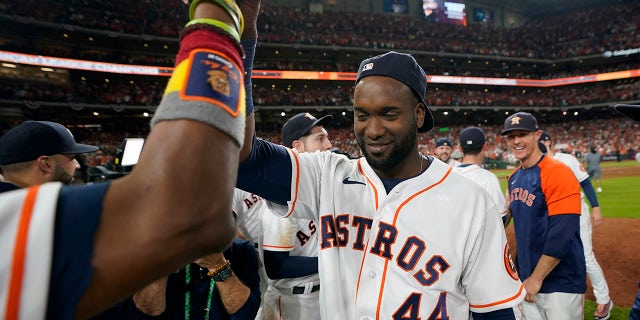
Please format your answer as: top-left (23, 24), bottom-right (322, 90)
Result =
top-left (2, 1), bottom-right (639, 172)
top-left (1, 116), bottom-right (636, 174)
top-left (3, 78), bottom-right (639, 110)
top-left (4, 1), bottom-right (640, 60)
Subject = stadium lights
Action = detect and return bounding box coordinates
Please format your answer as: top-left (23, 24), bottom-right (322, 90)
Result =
top-left (41, 67), bottom-right (54, 72)
top-left (1, 63), bottom-right (16, 68)
top-left (143, 112), bottom-right (149, 117)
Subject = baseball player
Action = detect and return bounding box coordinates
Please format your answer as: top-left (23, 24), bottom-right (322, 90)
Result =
top-left (502, 112), bottom-right (585, 320)
top-left (434, 137), bottom-right (460, 166)
top-left (453, 126), bottom-right (508, 225)
top-left (584, 145), bottom-right (604, 192)
top-left (237, 51), bottom-right (525, 319)
top-left (538, 131), bottom-right (613, 319)
top-left (232, 189), bottom-right (270, 320)
top-left (613, 104), bottom-right (640, 320)
top-left (0, 121), bottom-right (99, 189)
top-left (0, 2), bottom-right (251, 318)
top-left (261, 112), bottom-right (332, 320)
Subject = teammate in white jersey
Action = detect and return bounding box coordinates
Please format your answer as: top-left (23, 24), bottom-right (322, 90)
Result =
top-left (232, 189), bottom-right (270, 320)
top-left (237, 51), bottom-right (524, 319)
top-left (538, 131), bottom-right (613, 320)
top-left (453, 126), bottom-right (508, 225)
top-left (260, 112), bottom-right (331, 320)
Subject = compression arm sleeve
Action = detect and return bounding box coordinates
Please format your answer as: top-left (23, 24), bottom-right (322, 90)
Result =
top-left (237, 135), bottom-right (292, 205)
top-left (543, 214), bottom-right (580, 258)
top-left (471, 308), bottom-right (515, 320)
top-left (580, 179), bottom-right (599, 208)
top-left (263, 250), bottom-right (318, 279)
top-left (241, 38), bottom-right (255, 116)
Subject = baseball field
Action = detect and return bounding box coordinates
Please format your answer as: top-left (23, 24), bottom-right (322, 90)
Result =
top-left (496, 160), bottom-right (640, 319)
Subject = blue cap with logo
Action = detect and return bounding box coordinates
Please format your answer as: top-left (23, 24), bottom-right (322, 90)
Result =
top-left (0, 121), bottom-right (98, 165)
top-left (459, 126), bottom-right (486, 148)
top-left (356, 51), bottom-right (434, 132)
top-left (435, 137), bottom-right (453, 148)
top-left (500, 112), bottom-right (539, 135)
top-left (281, 113), bottom-right (333, 148)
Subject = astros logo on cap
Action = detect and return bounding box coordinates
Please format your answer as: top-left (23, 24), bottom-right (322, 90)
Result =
top-left (510, 115), bottom-right (522, 125)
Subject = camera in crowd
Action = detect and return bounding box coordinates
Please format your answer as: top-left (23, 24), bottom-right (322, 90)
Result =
top-left (88, 138), bottom-right (145, 183)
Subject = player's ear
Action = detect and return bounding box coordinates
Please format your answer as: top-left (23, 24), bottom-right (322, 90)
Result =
top-left (415, 103), bottom-right (425, 130)
top-left (35, 155), bottom-right (54, 173)
top-left (292, 140), bottom-right (305, 152)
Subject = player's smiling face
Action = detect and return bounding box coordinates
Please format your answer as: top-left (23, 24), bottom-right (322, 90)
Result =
top-left (506, 129), bottom-right (542, 168)
top-left (353, 76), bottom-right (423, 178)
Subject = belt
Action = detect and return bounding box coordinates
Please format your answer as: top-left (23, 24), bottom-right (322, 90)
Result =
top-left (292, 284), bottom-right (320, 295)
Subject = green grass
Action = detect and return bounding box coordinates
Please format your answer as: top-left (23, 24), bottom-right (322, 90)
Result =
top-left (492, 160), bottom-right (638, 318)
top-left (495, 160), bottom-right (640, 218)
top-left (585, 300), bottom-right (631, 320)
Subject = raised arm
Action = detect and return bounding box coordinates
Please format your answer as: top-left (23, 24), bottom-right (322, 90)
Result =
top-left (76, 1), bottom-right (245, 317)
top-left (239, 0), bottom-right (260, 163)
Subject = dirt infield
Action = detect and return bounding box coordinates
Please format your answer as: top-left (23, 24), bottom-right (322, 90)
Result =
top-left (506, 164), bottom-right (640, 308)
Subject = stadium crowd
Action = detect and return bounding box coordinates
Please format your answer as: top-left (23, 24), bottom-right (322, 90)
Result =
top-left (3, 78), bottom-right (639, 109)
top-left (2, 1), bottom-right (639, 59)
top-left (0, 115), bottom-right (634, 174)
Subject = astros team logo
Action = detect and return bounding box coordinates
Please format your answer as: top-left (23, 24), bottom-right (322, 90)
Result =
top-left (504, 243), bottom-right (519, 281)
top-left (181, 49), bottom-right (243, 117)
top-left (510, 115), bottom-right (522, 125)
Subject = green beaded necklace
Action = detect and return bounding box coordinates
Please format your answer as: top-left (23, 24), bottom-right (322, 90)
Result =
top-left (184, 264), bottom-right (216, 320)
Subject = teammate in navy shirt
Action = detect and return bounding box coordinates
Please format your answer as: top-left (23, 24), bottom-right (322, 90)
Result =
top-left (502, 112), bottom-right (585, 319)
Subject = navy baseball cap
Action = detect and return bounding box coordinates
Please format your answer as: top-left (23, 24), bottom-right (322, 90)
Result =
top-left (356, 51), bottom-right (434, 132)
top-left (281, 113), bottom-right (333, 148)
top-left (459, 126), bottom-right (485, 148)
top-left (538, 131), bottom-right (551, 142)
top-left (537, 141), bottom-right (548, 153)
top-left (614, 104), bottom-right (640, 122)
top-left (0, 121), bottom-right (99, 165)
top-left (500, 112), bottom-right (539, 135)
top-left (435, 137), bottom-right (453, 148)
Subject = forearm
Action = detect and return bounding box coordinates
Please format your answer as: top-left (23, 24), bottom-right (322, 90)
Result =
top-left (132, 277), bottom-right (169, 316)
top-left (216, 274), bottom-right (251, 314)
top-left (529, 255), bottom-right (561, 283)
top-left (580, 179), bottom-right (599, 208)
top-left (76, 2), bottom-right (241, 317)
top-left (264, 250), bottom-right (318, 279)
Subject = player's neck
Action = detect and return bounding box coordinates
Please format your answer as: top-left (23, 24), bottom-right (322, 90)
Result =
top-left (520, 151), bottom-right (544, 169)
top-left (461, 154), bottom-right (482, 166)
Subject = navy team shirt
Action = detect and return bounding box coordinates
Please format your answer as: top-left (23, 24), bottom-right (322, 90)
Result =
top-left (507, 155), bottom-right (586, 294)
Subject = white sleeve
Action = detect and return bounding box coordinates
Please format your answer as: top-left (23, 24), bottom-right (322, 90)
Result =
top-left (564, 154), bottom-right (590, 182)
top-left (262, 207), bottom-right (297, 252)
top-left (463, 199), bottom-right (525, 312)
top-left (275, 149), bottom-right (333, 221)
top-left (486, 174), bottom-right (507, 217)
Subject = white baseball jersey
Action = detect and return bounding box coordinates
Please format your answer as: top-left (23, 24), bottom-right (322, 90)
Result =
top-left (232, 189), bottom-right (269, 320)
top-left (1, 183), bottom-right (60, 320)
top-left (453, 163), bottom-right (507, 217)
top-left (552, 152), bottom-right (611, 304)
top-left (262, 209), bottom-right (319, 289)
top-left (270, 150), bottom-right (525, 319)
top-left (553, 153), bottom-right (589, 184)
top-left (233, 189), bottom-right (266, 244)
